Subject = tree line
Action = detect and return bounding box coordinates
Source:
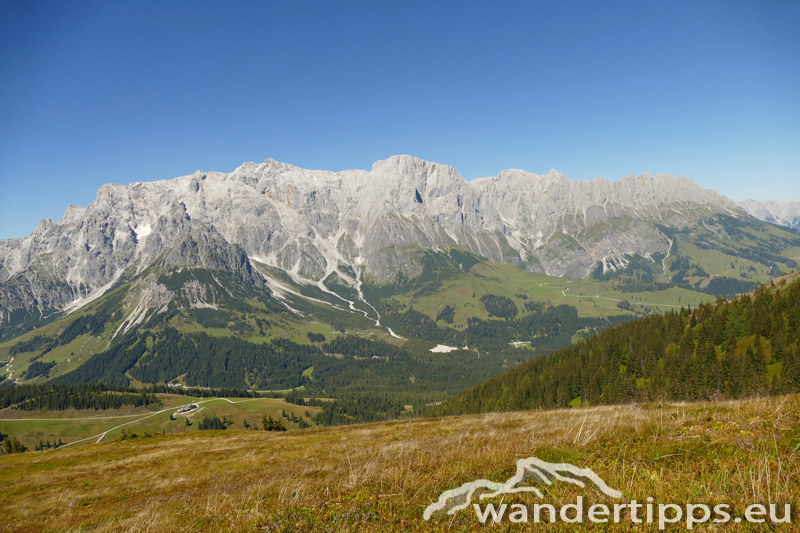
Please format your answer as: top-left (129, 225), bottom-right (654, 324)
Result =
top-left (0, 383), bottom-right (158, 411)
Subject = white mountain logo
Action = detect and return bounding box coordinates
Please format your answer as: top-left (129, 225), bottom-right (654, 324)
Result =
top-left (424, 456), bottom-right (621, 520)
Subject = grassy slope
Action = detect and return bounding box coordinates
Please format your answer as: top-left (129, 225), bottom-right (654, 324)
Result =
top-left (0, 395), bottom-right (797, 532)
top-left (404, 260), bottom-right (710, 327)
top-left (1, 255), bottom-right (714, 386)
top-left (0, 394), bottom-right (321, 451)
top-left (376, 248), bottom-right (712, 337)
top-left (0, 279), bottom-right (351, 386)
top-left (665, 216), bottom-right (800, 286)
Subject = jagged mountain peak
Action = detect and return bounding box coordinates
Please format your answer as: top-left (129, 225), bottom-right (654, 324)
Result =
top-left (62, 205), bottom-right (87, 222)
top-left (0, 155), bottom-right (772, 329)
top-left (546, 168), bottom-right (567, 179)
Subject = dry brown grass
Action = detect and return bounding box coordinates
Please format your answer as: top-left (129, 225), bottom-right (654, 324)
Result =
top-left (1, 395), bottom-right (798, 532)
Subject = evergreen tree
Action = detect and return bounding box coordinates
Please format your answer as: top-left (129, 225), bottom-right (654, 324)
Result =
top-left (198, 416), bottom-right (227, 430)
top-left (13, 438), bottom-right (25, 453)
top-left (261, 415), bottom-right (287, 431)
top-left (3, 437), bottom-right (26, 454)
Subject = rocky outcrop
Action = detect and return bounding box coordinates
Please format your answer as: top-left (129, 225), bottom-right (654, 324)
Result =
top-left (738, 200), bottom-right (800, 230)
top-left (0, 155), bottom-right (749, 323)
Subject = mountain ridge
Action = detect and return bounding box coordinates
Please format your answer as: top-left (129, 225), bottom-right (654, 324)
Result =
top-left (0, 155), bottom-right (794, 331)
top-left (738, 199), bottom-right (800, 230)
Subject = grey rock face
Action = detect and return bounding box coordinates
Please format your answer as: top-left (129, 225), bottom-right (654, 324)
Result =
top-left (738, 200), bottom-right (800, 230)
top-left (0, 155), bottom-right (747, 322)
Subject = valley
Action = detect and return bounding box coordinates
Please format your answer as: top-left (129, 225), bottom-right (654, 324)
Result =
top-left (3, 265), bottom-right (799, 474)
top-left (0, 249), bottom-right (712, 405)
top-left (436, 270), bottom-right (800, 415)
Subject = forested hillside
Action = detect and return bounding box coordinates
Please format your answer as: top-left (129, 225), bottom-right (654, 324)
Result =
top-left (0, 383), bottom-right (158, 411)
top-left (47, 326), bottom-right (532, 401)
top-left (437, 273), bottom-right (800, 415)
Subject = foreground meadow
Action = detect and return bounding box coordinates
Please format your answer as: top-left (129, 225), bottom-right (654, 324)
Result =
top-left (1, 395), bottom-right (798, 532)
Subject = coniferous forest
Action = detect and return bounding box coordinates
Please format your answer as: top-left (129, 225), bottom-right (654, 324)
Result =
top-left (436, 275), bottom-right (800, 415)
top-left (48, 325), bottom-right (543, 399)
top-left (0, 383), bottom-right (158, 411)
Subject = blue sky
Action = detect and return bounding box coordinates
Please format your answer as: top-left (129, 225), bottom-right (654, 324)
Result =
top-left (1, 0), bottom-right (798, 239)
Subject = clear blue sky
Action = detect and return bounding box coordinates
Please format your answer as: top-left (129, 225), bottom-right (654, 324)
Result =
top-left (1, 0), bottom-right (798, 239)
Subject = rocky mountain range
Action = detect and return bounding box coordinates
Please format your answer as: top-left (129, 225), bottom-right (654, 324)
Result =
top-left (0, 155), bottom-right (791, 329)
top-left (738, 199), bottom-right (800, 230)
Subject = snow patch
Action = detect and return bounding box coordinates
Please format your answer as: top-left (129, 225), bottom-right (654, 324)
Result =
top-left (429, 344), bottom-right (458, 353)
top-left (133, 223), bottom-right (151, 240)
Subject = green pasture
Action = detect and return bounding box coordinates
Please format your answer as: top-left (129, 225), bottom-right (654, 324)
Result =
top-left (0, 395), bottom-right (321, 452)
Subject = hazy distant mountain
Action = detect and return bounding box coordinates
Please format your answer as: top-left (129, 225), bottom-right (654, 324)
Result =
top-left (0, 155), bottom-right (797, 330)
top-left (738, 199), bottom-right (800, 230)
